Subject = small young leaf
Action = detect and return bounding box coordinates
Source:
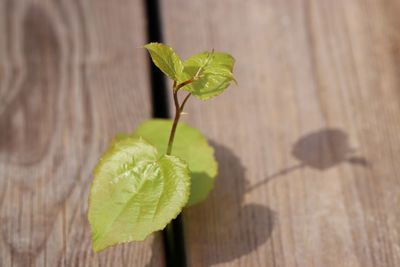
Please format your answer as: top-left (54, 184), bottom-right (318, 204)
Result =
top-left (133, 119), bottom-right (217, 206)
top-left (144, 42), bottom-right (184, 81)
top-left (179, 51), bottom-right (236, 100)
top-left (88, 137), bottom-right (190, 252)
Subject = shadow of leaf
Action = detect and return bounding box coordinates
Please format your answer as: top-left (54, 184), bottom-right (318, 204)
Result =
top-left (247, 128), bottom-right (369, 192)
top-left (291, 128), bottom-right (367, 170)
top-left (185, 142), bottom-right (275, 266)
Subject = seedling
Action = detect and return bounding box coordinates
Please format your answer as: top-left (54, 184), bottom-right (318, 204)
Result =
top-left (88, 43), bottom-right (236, 252)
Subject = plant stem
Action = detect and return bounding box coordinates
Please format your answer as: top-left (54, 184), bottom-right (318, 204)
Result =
top-left (165, 85), bottom-right (190, 267)
top-left (166, 84), bottom-right (191, 155)
top-left (166, 91), bottom-right (180, 155)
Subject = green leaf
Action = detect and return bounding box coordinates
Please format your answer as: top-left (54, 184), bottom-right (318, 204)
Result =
top-left (179, 51), bottom-right (236, 100)
top-left (144, 42), bottom-right (184, 81)
top-left (133, 119), bottom-right (217, 206)
top-left (88, 137), bottom-right (190, 252)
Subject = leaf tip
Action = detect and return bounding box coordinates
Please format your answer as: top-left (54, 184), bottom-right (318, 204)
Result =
top-left (91, 237), bottom-right (103, 253)
top-left (232, 76), bottom-right (238, 85)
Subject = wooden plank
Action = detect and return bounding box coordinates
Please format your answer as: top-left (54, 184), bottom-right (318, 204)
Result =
top-left (0, 0), bottom-right (164, 266)
top-left (161, 0), bottom-right (400, 266)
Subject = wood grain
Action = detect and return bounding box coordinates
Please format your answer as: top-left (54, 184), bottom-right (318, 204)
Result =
top-left (0, 0), bottom-right (164, 266)
top-left (161, 0), bottom-right (400, 266)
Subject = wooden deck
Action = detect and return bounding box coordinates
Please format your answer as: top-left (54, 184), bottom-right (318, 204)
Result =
top-left (1, 0), bottom-right (400, 266)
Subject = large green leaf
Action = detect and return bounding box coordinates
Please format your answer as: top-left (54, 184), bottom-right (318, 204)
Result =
top-left (144, 42), bottom-right (183, 81)
top-left (88, 137), bottom-right (190, 252)
top-left (133, 119), bottom-right (217, 206)
top-left (179, 51), bottom-right (236, 100)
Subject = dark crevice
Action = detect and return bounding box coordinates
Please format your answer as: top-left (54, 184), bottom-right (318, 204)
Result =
top-left (144, 0), bottom-right (169, 118)
top-left (144, 0), bottom-right (187, 266)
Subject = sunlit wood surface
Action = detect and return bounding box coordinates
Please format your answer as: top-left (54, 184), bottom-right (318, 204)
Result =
top-left (162, 0), bottom-right (400, 266)
top-left (0, 0), bottom-right (164, 266)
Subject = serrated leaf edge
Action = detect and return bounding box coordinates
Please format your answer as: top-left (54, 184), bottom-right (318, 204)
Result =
top-left (144, 42), bottom-right (183, 81)
top-left (88, 137), bottom-right (191, 252)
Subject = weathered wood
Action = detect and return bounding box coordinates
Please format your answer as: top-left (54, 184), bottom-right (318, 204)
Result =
top-left (0, 0), bottom-right (164, 266)
top-left (161, 0), bottom-right (400, 266)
